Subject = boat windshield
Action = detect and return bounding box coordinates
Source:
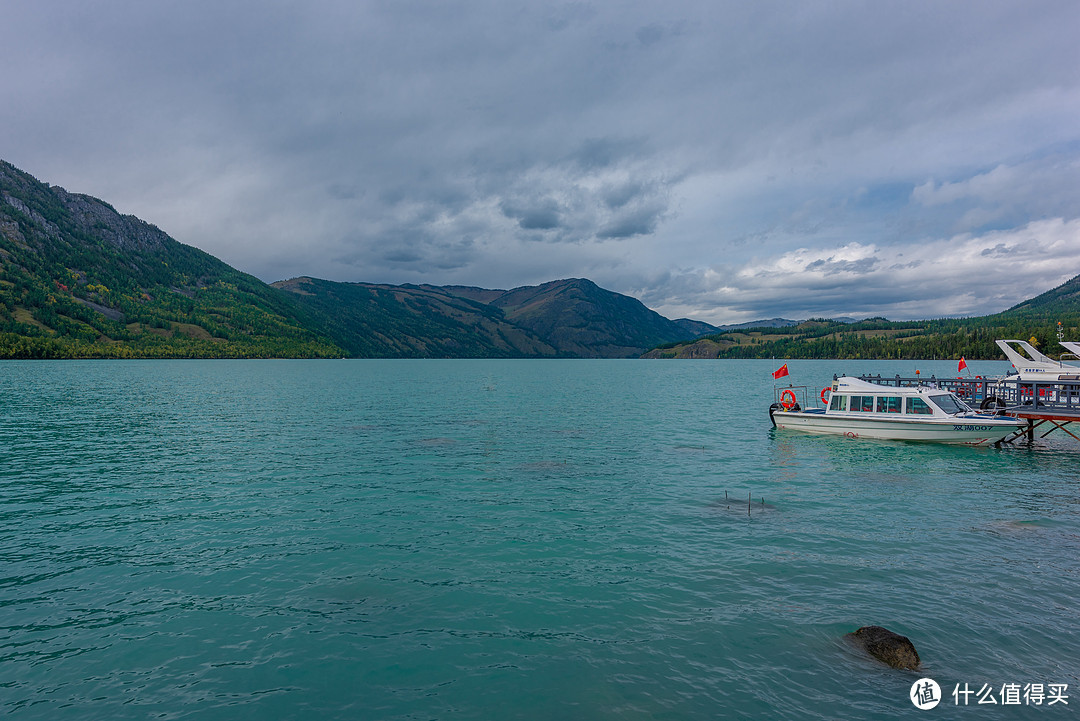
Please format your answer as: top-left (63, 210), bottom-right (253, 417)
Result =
top-left (928, 393), bottom-right (971, 415)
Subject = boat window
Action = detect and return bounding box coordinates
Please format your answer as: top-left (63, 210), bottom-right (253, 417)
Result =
top-left (829, 394), bottom-right (848, 411)
top-left (906, 397), bottom-right (934, 415)
top-left (928, 394), bottom-right (968, 415)
top-left (878, 396), bottom-right (902, 413)
top-left (850, 395), bottom-right (875, 412)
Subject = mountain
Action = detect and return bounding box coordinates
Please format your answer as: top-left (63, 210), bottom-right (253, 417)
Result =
top-left (672, 318), bottom-right (719, 337)
top-left (270, 277), bottom-right (557, 358)
top-left (715, 317), bottom-right (802, 331)
top-left (1002, 273), bottom-right (1080, 317)
top-left (0, 159), bottom-right (705, 358)
top-left (0, 160), bottom-right (341, 358)
top-left (480, 278), bottom-right (697, 357)
top-left (710, 317), bottom-right (862, 332)
top-left (274, 276), bottom-right (699, 358)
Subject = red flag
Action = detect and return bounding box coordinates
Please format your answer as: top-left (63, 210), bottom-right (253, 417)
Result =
top-left (958, 357), bottom-right (968, 372)
top-left (772, 363), bottom-right (789, 379)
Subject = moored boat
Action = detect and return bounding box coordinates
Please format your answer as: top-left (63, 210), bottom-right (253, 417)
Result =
top-left (769, 376), bottom-right (1026, 445)
top-left (1060, 341), bottom-right (1080, 358)
top-left (994, 339), bottom-right (1080, 382)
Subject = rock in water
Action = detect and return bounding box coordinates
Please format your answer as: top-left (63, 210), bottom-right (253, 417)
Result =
top-left (846, 626), bottom-right (921, 670)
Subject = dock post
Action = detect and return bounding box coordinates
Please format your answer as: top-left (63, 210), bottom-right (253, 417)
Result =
top-left (1027, 419), bottom-right (1034, 441)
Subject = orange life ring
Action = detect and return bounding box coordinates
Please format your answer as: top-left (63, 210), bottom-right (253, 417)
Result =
top-left (820, 387), bottom-right (831, 405)
top-left (780, 389), bottom-right (797, 410)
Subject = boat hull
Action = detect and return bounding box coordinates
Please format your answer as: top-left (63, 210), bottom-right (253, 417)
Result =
top-left (771, 409), bottom-right (1026, 445)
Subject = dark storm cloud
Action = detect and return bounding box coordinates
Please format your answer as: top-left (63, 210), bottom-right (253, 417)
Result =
top-left (568, 138), bottom-right (648, 171)
top-left (603, 181), bottom-right (651, 210)
top-left (3, 0), bottom-right (1080, 322)
top-left (597, 207), bottom-right (662, 239)
top-left (500, 198), bottom-right (562, 231)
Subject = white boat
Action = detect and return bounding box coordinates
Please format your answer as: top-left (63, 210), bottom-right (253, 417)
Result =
top-left (769, 376), bottom-right (1026, 445)
top-left (994, 339), bottom-right (1080, 382)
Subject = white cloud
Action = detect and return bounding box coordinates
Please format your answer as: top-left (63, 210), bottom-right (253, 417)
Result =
top-left (646, 218), bottom-right (1080, 324)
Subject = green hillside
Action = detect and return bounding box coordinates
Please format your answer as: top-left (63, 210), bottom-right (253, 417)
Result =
top-left (0, 160), bottom-right (341, 358)
top-left (271, 277), bottom-right (558, 358)
top-left (274, 277), bottom-right (699, 358)
top-left (1005, 273), bottom-right (1080, 318)
top-left (487, 278), bottom-right (696, 357)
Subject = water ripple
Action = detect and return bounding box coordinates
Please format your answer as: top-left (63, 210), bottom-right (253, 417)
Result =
top-left (1, 359), bottom-right (1077, 719)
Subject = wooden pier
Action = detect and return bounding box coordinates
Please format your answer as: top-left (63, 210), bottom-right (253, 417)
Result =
top-left (856, 373), bottom-right (1080, 445)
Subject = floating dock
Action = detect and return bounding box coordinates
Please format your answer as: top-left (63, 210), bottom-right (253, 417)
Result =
top-left (857, 374), bottom-right (1080, 445)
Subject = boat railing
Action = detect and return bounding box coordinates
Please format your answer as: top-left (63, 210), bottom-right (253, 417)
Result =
top-left (773, 384), bottom-right (817, 410)
top-left (854, 374), bottom-right (1080, 414)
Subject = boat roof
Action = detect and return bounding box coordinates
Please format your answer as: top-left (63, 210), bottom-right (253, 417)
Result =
top-left (833, 376), bottom-right (951, 394)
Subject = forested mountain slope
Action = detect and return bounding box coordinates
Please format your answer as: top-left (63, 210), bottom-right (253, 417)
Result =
top-left (0, 160), bottom-right (341, 358)
top-left (274, 277), bottom-right (703, 358)
top-left (271, 277), bottom-right (559, 358)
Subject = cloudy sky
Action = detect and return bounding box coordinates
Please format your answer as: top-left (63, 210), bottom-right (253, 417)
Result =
top-left (4, 1), bottom-right (1080, 324)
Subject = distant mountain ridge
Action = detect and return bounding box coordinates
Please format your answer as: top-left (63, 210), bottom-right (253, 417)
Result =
top-left (270, 277), bottom-right (557, 358)
top-left (0, 159), bottom-right (711, 358)
top-left (712, 317), bottom-right (860, 332)
top-left (273, 276), bottom-right (704, 358)
top-left (483, 278), bottom-right (699, 357)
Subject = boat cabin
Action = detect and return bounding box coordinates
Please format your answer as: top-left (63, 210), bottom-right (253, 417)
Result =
top-left (827, 377), bottom-right (974, 418)
top-left (828, 392), bottom-right (967, 416)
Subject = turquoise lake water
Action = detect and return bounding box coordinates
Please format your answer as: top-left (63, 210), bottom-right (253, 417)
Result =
top-left (1, 359), bottom-right (1077, 719)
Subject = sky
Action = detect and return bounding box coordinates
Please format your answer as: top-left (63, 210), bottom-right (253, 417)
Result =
top-left (4, 0), bottom-right (1080, 325)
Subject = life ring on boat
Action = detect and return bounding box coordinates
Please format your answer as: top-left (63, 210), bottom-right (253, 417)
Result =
top-left (780, 389), bottom-right (797, 410)
top-left (820, 387), bottom-right (831, 405)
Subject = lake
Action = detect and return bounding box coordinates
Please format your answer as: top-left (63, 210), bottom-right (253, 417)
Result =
top-left (1, 359), bottom-right (1077, 719)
